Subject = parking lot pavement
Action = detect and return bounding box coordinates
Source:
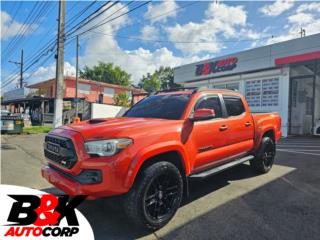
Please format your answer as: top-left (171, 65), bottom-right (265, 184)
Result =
top-left (1, 134), bottom-right (320, 240)
top-left (277, 136), bottom-right (320, 156)
top-left (1, 133), bottom-right (50, 189)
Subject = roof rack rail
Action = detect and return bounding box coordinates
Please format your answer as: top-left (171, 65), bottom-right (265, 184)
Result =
top-left (155, 87), bottom-right (198, 94)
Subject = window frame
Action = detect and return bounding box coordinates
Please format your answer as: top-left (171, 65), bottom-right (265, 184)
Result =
top-left (103, 87), bottom-right (115, 97)
top-left (78, 83), bottom-right (91, 94)
top-left (222, 95), bottom-right (246, 118)
top-left (190, 94), bottom-right (227, 120)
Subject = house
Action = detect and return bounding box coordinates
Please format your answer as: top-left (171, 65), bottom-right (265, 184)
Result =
top-left (1, 76), bottom-right (146, 125)
top-left (27, 76), bottom-right (145, 105)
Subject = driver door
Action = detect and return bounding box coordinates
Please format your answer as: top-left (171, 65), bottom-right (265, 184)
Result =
top-left (189, 95), bottom-right (229, 171)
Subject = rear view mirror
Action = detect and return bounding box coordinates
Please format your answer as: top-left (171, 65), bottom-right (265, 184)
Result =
top-left (190, 108), bottom-right (216, 121)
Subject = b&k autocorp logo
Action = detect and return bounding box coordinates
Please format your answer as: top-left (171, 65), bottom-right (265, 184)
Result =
top-left (0, 185), bottom-right (94, 240)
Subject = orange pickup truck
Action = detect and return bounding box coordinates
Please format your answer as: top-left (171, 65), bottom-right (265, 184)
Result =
top-left (42, 87), bottom-right (281, 229)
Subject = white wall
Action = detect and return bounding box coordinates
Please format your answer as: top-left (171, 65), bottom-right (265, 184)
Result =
top-left (91, 103), bottom-right (128, 118)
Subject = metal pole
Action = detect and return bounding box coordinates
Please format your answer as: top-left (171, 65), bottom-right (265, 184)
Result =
top-left (53, 0), bottom-right (65, 128)
top-left (75, 35), bottom-right (79, 117)
top-left (8, 49), bottom-right (24, 88)
top-left (20, 49), bottom-right (23, 88)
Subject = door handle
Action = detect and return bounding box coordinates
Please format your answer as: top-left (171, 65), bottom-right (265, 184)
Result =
top-left (219, 125), bottom-right (228, 131)
top-left (245, 122), bottom-right (251, 127)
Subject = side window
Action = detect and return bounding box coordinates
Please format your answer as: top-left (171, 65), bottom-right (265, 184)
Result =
top-left (195, 96), bottom-right (223, 118)
top-left (223, 96), bottom-right (245, 116)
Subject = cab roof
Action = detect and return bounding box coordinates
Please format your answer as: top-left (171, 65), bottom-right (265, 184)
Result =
top-left (155, 87), bottom-right (241, 97)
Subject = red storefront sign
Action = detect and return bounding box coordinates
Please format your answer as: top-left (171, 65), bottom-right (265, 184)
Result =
top-left (195, 57), bottom-right (238, 76)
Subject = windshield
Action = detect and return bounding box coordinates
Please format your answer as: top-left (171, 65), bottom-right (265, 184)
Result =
top-left (124, 94), bottom-right (191, 120)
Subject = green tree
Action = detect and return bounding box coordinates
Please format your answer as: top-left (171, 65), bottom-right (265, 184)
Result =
top-left (113, 92), bottom-right (130, 107)
top-left (155, 66), bottom-right (181, 90)
top-left (80, 62), bottom-right (131, 86)
top-left (138, 66), bottom-right (181, 92)
top-left (140, 73), bottom-right (161, 93)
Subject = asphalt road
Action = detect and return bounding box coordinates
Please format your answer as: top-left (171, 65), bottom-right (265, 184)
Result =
top-left (1, 134), bottom-right (320, 240)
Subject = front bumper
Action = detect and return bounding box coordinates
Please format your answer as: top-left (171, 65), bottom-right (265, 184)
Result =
top-left (41, 164), bottom-right (126, 199)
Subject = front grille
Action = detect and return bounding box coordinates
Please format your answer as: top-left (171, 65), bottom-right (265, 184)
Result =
top-left (44, 135), bottom-right (77, 169)
top-left (45, 135), bottom-right (68, 148)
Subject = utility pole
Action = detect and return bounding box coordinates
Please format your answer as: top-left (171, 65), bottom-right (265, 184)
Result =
top-left (75, 35), bottom-right (79, 118)
top-left (300, 27), bottom-right (306, 38)
top-left (54, 0), bottom-right (65, 128)
top-left (8, 49), bottom-right (24, 88)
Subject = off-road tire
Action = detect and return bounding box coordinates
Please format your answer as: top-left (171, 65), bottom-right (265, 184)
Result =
top-left (123, 161), bottom-right (183, 230)
top-left (250, 136), bottom-right (276, 173)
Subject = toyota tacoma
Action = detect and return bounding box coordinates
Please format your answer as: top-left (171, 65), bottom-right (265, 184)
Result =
top-left (42, 87), bottom-right (282, 229)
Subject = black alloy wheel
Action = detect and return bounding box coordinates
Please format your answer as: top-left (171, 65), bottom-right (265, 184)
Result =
top-left (123, 161), bottom-right (183, 230)
top-left (262, 139), bottom-right (275, 168)
top-left (143, 171), bottom-right (181, 222)
top-left (250, 136), bottom-right (276, 173)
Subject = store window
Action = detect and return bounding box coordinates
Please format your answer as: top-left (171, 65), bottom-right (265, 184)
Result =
top-left (290, 61), bottom-right (316, 77)
top-left (213, 82), bottom-right (239, 90)
top-left (79, 83), bottom-right (91, 94)
top-left (245, 78), bottom-right (279, 108)
top-left (104, 87), bottom-right (115, 97)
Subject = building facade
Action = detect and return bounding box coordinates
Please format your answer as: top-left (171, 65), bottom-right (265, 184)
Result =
top-left (174, 34), bottom-right (320, 137)
top-left (27, 76), bottom-right (144, 105)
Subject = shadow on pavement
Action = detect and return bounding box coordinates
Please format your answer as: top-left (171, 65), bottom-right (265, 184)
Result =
top-left (43, 164), bottom-right (261, 240)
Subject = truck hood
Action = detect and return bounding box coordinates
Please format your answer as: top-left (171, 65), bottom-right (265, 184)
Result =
top-left (58, 117), bottom-right (183, 140)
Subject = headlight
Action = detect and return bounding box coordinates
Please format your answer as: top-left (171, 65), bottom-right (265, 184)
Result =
top-left (84, 138), bottom-right (132, 156)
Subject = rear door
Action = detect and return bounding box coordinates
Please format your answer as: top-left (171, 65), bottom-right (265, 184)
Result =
top-left (222, 95), bottom-right (254, 156)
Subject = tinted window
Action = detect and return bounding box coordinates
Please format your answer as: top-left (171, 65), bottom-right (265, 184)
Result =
top-left (124, 94), bottom-right (190, 120)
top-left (223, 96), bottom-right (245, 116)
top-left (195, 96), bottom-right (223, 118)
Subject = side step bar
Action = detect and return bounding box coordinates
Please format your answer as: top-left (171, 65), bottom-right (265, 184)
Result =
top-left (189, 155), bottom-right (255, 179)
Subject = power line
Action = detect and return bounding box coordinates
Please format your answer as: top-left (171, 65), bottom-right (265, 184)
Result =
top-left (3, 1), bottom-right (149, 89)
top-left (72, 1), bottom-right (151, 38)
top-left (66, 1), bottom-right (117, 38)
top-left (3, 2), bottom-right (53, 59)
top-left (81, 1), bottom-right (199, 40)
top-left (2, 1), bottom-right (100, 88)
top-left (2, 1), bottom-right (42, 57)
top-left (89, 30), bottom-right (274, 44)
top-left (2, 1), bottom-right (23, 37)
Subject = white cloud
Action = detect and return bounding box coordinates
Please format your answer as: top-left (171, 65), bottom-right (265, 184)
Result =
top-left (296, 2), bottom-right (320, 13)
top-left (144, 1), bottom-right (178, 24)
top-left (259, 0), bottom-right (295, 17)
top-left (26, 62), bottom-right (76, 86)
top-left (1, 11), bottom-right (37, 40)
top-left (78, 3), bottom-right (205, 84)
top-left (140, 25), bottom-right (160, 41)
top-left (288, 12), bottom-right (314, 24)
top-left (266, 2), bottom-right (320, 45)
top-left (165, 2), bottom-right (251, 54)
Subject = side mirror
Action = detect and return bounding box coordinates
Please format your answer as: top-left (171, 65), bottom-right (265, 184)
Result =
top-left (190, 108), bottom-right (216, 121)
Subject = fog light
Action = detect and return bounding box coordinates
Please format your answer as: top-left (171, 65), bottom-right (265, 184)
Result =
top-left (74, 170), bottom-right (102, 184)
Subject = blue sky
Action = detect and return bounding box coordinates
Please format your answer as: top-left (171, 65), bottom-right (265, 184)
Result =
top-left (1, 0), bottom-right (320, 90)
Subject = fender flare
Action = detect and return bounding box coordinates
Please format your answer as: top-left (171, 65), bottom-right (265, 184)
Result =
top-left (124, 141), bottom-right (190, 189)
top-left (254, 126), bottom-right (276, 151)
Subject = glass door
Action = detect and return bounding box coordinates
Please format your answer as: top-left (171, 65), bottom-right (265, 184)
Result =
top-left (289, 76), bottom-right (315, 135)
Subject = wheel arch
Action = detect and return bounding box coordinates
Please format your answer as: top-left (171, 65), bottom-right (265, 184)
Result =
top-left (262, 129), bottom-right (275, 141)
top-left (124, 143), bottom-right (190, 190)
